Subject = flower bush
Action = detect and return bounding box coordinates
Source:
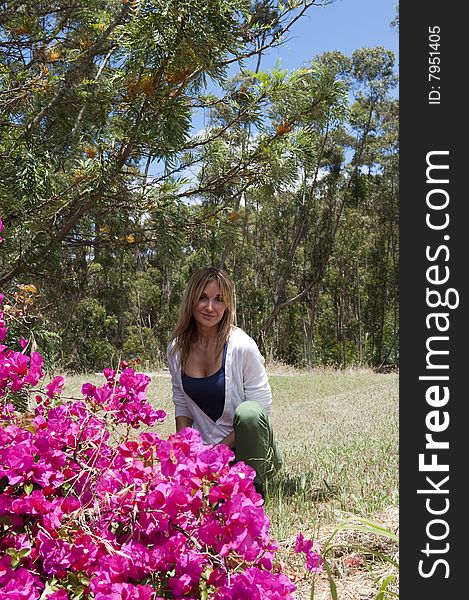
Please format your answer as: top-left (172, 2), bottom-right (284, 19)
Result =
top-left (0, 292), bottom-right (299, 599)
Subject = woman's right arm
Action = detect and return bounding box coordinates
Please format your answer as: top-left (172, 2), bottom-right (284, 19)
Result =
top-left (176, 415), bottom-right (194, 431)
top-left (167, 342), bottom-right (194, 430)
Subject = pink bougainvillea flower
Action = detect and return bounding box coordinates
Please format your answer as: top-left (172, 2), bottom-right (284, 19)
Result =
top-left (37, 532), bottom-right (74, 574)
top-left (295, 532), bottom-right (324, 573)
top-left (81, 382), bottom-right (96, 397)
top-left (93, 383), bottom-right (113, 405)
top-left (0, 555), bottom-right (43, 599)
top-left (45, 376), bottom-right (65, 398)
top-left (102, 367), bottom-right (116, 381)
top-left (26, 352), bottom-right (44, 384)
top-left (168, 572), bottom-right (193, 597)
top-left (214, 567), bottom-right (296, 599)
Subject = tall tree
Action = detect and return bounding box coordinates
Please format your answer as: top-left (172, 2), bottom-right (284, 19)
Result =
top-left (0, 0), bottom-right (324, 286)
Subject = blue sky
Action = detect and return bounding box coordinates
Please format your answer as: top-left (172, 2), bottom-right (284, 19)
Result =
top-left (257, 0), bottom-right (399, 72)
top-left (155, 1), bottom-right (399, 178)
top-left (188, 1), bottom-right (398, 132)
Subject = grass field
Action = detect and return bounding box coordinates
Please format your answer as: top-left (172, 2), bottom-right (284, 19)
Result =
top-left (62, 368), bottom-right (399, 599)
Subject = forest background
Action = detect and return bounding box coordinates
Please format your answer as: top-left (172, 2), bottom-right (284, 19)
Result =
top-left (0, 0), bottom-right (399, 374)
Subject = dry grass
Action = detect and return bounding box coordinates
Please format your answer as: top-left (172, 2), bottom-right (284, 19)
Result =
top-left (265, 371), bottom-right (399, 599)
top-left (286, 506), bottom-right (399, 599)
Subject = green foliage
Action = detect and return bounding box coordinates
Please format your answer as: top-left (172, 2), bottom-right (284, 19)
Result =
top-left (0, 1), bottom-right (398, 370)
top-left (64, 298), bottom-right (119, 371)
top-left (122, 325), bottom-right (164, 367)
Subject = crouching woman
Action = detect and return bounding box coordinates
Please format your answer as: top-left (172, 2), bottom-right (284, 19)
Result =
top-left (167, 267), bottom-right (282, 495)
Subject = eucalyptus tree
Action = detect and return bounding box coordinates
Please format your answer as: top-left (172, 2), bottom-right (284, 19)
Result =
top-left (299, 48), bottom-right (398, 367)
top-left (250, 48), bottom-right (398, 355)
top-left (188, 47), bottom-right (398, 365)
top-left (0, 0), bottom-right (331, 368)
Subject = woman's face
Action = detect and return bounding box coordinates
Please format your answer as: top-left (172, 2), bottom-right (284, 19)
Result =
top-left (193, 280), bottom-right (226, 330)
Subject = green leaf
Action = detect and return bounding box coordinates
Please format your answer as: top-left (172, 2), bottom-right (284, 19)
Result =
top-left (322, 557), bottom-right (338, 600)
top-left (6, 546), bottom-right (32, 567)
top-left (39, 579), bottom-right (61, 600)
top-left (332, 516), bottom-right (399, 543)
top-left (376, 574), bottom-right (396, 600)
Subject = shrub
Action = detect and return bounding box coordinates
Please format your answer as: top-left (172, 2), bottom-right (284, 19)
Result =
top-left (0, 291), bottom-right (298, 599)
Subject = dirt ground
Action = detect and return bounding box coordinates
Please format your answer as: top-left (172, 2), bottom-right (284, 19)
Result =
top-left (282, 506), bottom-right (399, 600)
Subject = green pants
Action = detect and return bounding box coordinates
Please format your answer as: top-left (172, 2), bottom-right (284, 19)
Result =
top-left (233, 401), bottom-right (283, 489)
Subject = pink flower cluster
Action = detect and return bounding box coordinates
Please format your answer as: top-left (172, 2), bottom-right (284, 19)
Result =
top-left (294, 533), bottom-right (323, 573)
top-left (0, 294), bottom-right (7, 343)
top-left (81, 367), bottom-right (166, 428)
top-left (0, 295), bottom-right (297, 599)
top-left (1, 294), bottom-right (44, 396)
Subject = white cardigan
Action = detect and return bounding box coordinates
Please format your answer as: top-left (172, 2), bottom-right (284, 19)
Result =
top-left (167, 326), bottom-right (272, 445)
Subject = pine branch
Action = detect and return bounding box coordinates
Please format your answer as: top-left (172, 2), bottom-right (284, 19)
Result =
top-left (25, 5), bottom-right (131, 134)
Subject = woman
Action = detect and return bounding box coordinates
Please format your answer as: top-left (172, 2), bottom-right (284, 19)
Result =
top-left (167, 267), bottom-right (282, 495)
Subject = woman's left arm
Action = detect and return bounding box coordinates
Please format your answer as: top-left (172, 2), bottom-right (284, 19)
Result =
top-left (241, 339), bottom-right (272, 415)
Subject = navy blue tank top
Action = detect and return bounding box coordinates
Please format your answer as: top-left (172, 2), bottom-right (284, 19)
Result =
top-left (182, 343), bottom-right (227, 422)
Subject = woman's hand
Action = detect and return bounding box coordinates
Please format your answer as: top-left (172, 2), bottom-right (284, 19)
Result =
top-left (217, 431), bottom-right (235, 449)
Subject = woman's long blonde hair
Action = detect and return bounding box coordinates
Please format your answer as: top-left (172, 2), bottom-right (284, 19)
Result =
top-left (169, 267), bottom-right (236, 370)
